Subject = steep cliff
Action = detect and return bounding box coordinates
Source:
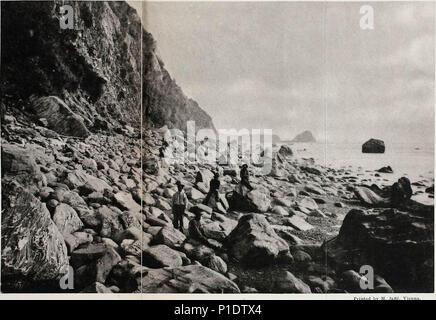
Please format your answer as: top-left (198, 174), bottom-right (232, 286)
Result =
top-left (0, 0), bottom-right (216, 292)
top-left (1, 0), bottom-right (215, 133)
top-left (1, 1), bottom-right (142, 130)
top-left (142, 30), bottom-right (216, 131)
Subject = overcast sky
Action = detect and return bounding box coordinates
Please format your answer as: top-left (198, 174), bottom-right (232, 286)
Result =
top-left (130, 1), bottom-right (434, 145)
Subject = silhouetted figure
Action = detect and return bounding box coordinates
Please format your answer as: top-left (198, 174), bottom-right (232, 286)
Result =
top-left (171, 181), bottom-right (188, 232)
top-left (240, 164), bottom-right (253, 191)
top-left (203, 172), bottom-right (220, 205)
top-left (195, 171), bottom-right (203, 186)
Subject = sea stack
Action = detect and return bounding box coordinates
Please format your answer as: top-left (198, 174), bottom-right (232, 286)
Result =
top-left (291, 130), bottom-right (316, 143)
top-left (362, 138), bottom-right (385, 153)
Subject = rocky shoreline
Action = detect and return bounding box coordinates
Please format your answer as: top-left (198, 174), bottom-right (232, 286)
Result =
top-left (1, 0), bottom-right (434, 295)
top-left (2, 112), bottom-right (433, 293)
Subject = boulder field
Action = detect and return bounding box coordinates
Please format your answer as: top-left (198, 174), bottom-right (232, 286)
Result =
top-left (2, 119), bottom-right (433, 293)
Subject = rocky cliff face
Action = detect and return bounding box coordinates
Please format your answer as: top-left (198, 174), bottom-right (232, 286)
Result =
top-left (143, 30), bottom-right (216, 131)
top-left (1, 0), bottom-right (215, 133)
top-left (1, 0), bottom-right (216, 292)
top-left (1, 0), bottom-right (142, 130)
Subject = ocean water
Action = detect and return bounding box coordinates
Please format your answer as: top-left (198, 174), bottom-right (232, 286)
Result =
top-left (289, 142), bottom-right (433, 182)
top-left (288, 142), bottom-right (435, 204)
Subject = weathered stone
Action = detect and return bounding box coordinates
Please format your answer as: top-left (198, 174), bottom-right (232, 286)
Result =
top-left (362, 138), bottom-right (385, 153)
top-left (53, 203), bottom-right (84, 235)
top-left (139, 265), bottom-right (240, 293)
top-left (246, 190), bottom-right (271, 213)
top-left (296, 196), bottom-right (318, 211)
top-left (97, 206), bottom-right (123, 239)
top-left (142, 244), bottom-right (183, 268)
top-left (305, 184), bottom-right (326, 195)
top-left (272, 271), bottom-right (311, 293)
top-left (1, 191), bottom-right (68, 281)
top-left (114, 191), bottom-right (141, 213)
top-left (70, 243), bottom-right (108, 269)
top-left (66, 170), bottom-right (112, 194)
top-left (224, 214), bottom-right (289, 266)
top-left (286, 216), bottom-right (313, 231)
top-left (156, 198), bottom-right (171, 211)
top-left (323, 208), bottom-right (434, 292)
top-left (82, 158), bottom-right (98, 171)
top-left (186, 187), bottom-right (204, 201)
top-left (154, 226), bottom-right (186, 249)
top-left (306, 275), bottom-right (336, 293)
top-left (29, 96), bottom-right (89, 138)
top-left (272, 205), bottom-right (288, 216)
top-left (203, 254), bottom-right (227, 274)
top-left (278, 144), bottom-right (293, 157)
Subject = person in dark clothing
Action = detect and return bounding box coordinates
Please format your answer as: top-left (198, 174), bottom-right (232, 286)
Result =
top-left (203, 172), bottom-right (221, 205)
top-left (195, 171), bottom-right (203, 186)
top-left (188, 210), bottom-right (209, 244)
top-left (162, 137), bottom-right (169, 148)
top-left (171, 181), bottom-right (188, 232)
top-left (240, 164), bottom-right (254, 191)
top-left (159, 146), bottom-right (165, 158)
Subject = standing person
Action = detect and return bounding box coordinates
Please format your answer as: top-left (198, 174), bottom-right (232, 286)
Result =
top-left (171, 181), bottom-right (188, 232)
top-left (158, 145), bottom-right (167, 168)
top-left (162, 137), bottom-right (169, 148)
top-left (240, 164), bottom-right (254, 191)
top-left (203, 172), bottom-right (221, 206)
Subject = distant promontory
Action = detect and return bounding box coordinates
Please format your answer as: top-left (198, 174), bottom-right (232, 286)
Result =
top-left (291, 130), bottom-right (316, 143)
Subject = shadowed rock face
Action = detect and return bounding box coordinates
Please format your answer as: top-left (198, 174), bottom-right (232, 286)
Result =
top-left (362, 138), bottom-right (385, 153)
top-left (1, 1), bottom-right (215, 133)
top-left (1, 1), bottom-right (141, 129)
top-left (143, 30), bottom-right (216, 131)
top-left (1, 191), bottom-right (69, 283)
top-left (323, 207), bottom-right (434, 292)
top-left (30, 96), bottom-right (90, 138)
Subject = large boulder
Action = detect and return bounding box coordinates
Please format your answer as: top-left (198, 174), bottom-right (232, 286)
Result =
top-left (354, 177), bottom-right (413, 207)
top-left (97, 206), bottom-right (123, 239)
top-left (322, 207), bottom-right (434, 292)
top-left (142, 245), bottom-right (183, 268)
top-left (1, 144), bottom-right (40, 177)
top-left (29, 96), bottom-right (89, 138)
top-left (114, 191), bottom-right (141, 213)
top-left (224, 214), bottom-right (290, 266)
top-left (52, 203), bottom-right (84, 235)
top-left (362, 138), bottom-right (385, 153)
top-left (226, 189), bottom-right (271, 213)
top-left (278, 144), bottom-right (293, 158)
top-left (1, 144), bottom-right (47, 192)
top-left (139, 265), bottom-right (240, 293)
top-left (354, 186), bottom-right (390, 206)
top-left (153, 226), bottom-right (186, 249)
top-left (247, 190), bottom-right (271, 213)
top-left (272, 271), bottom-right (312, 293)
top-left (71, 244), bottom-right (121, 289)
top-left (1, 191), bottom-right (68, 282)
top-left (66, 170), bottom-right (112, 194)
